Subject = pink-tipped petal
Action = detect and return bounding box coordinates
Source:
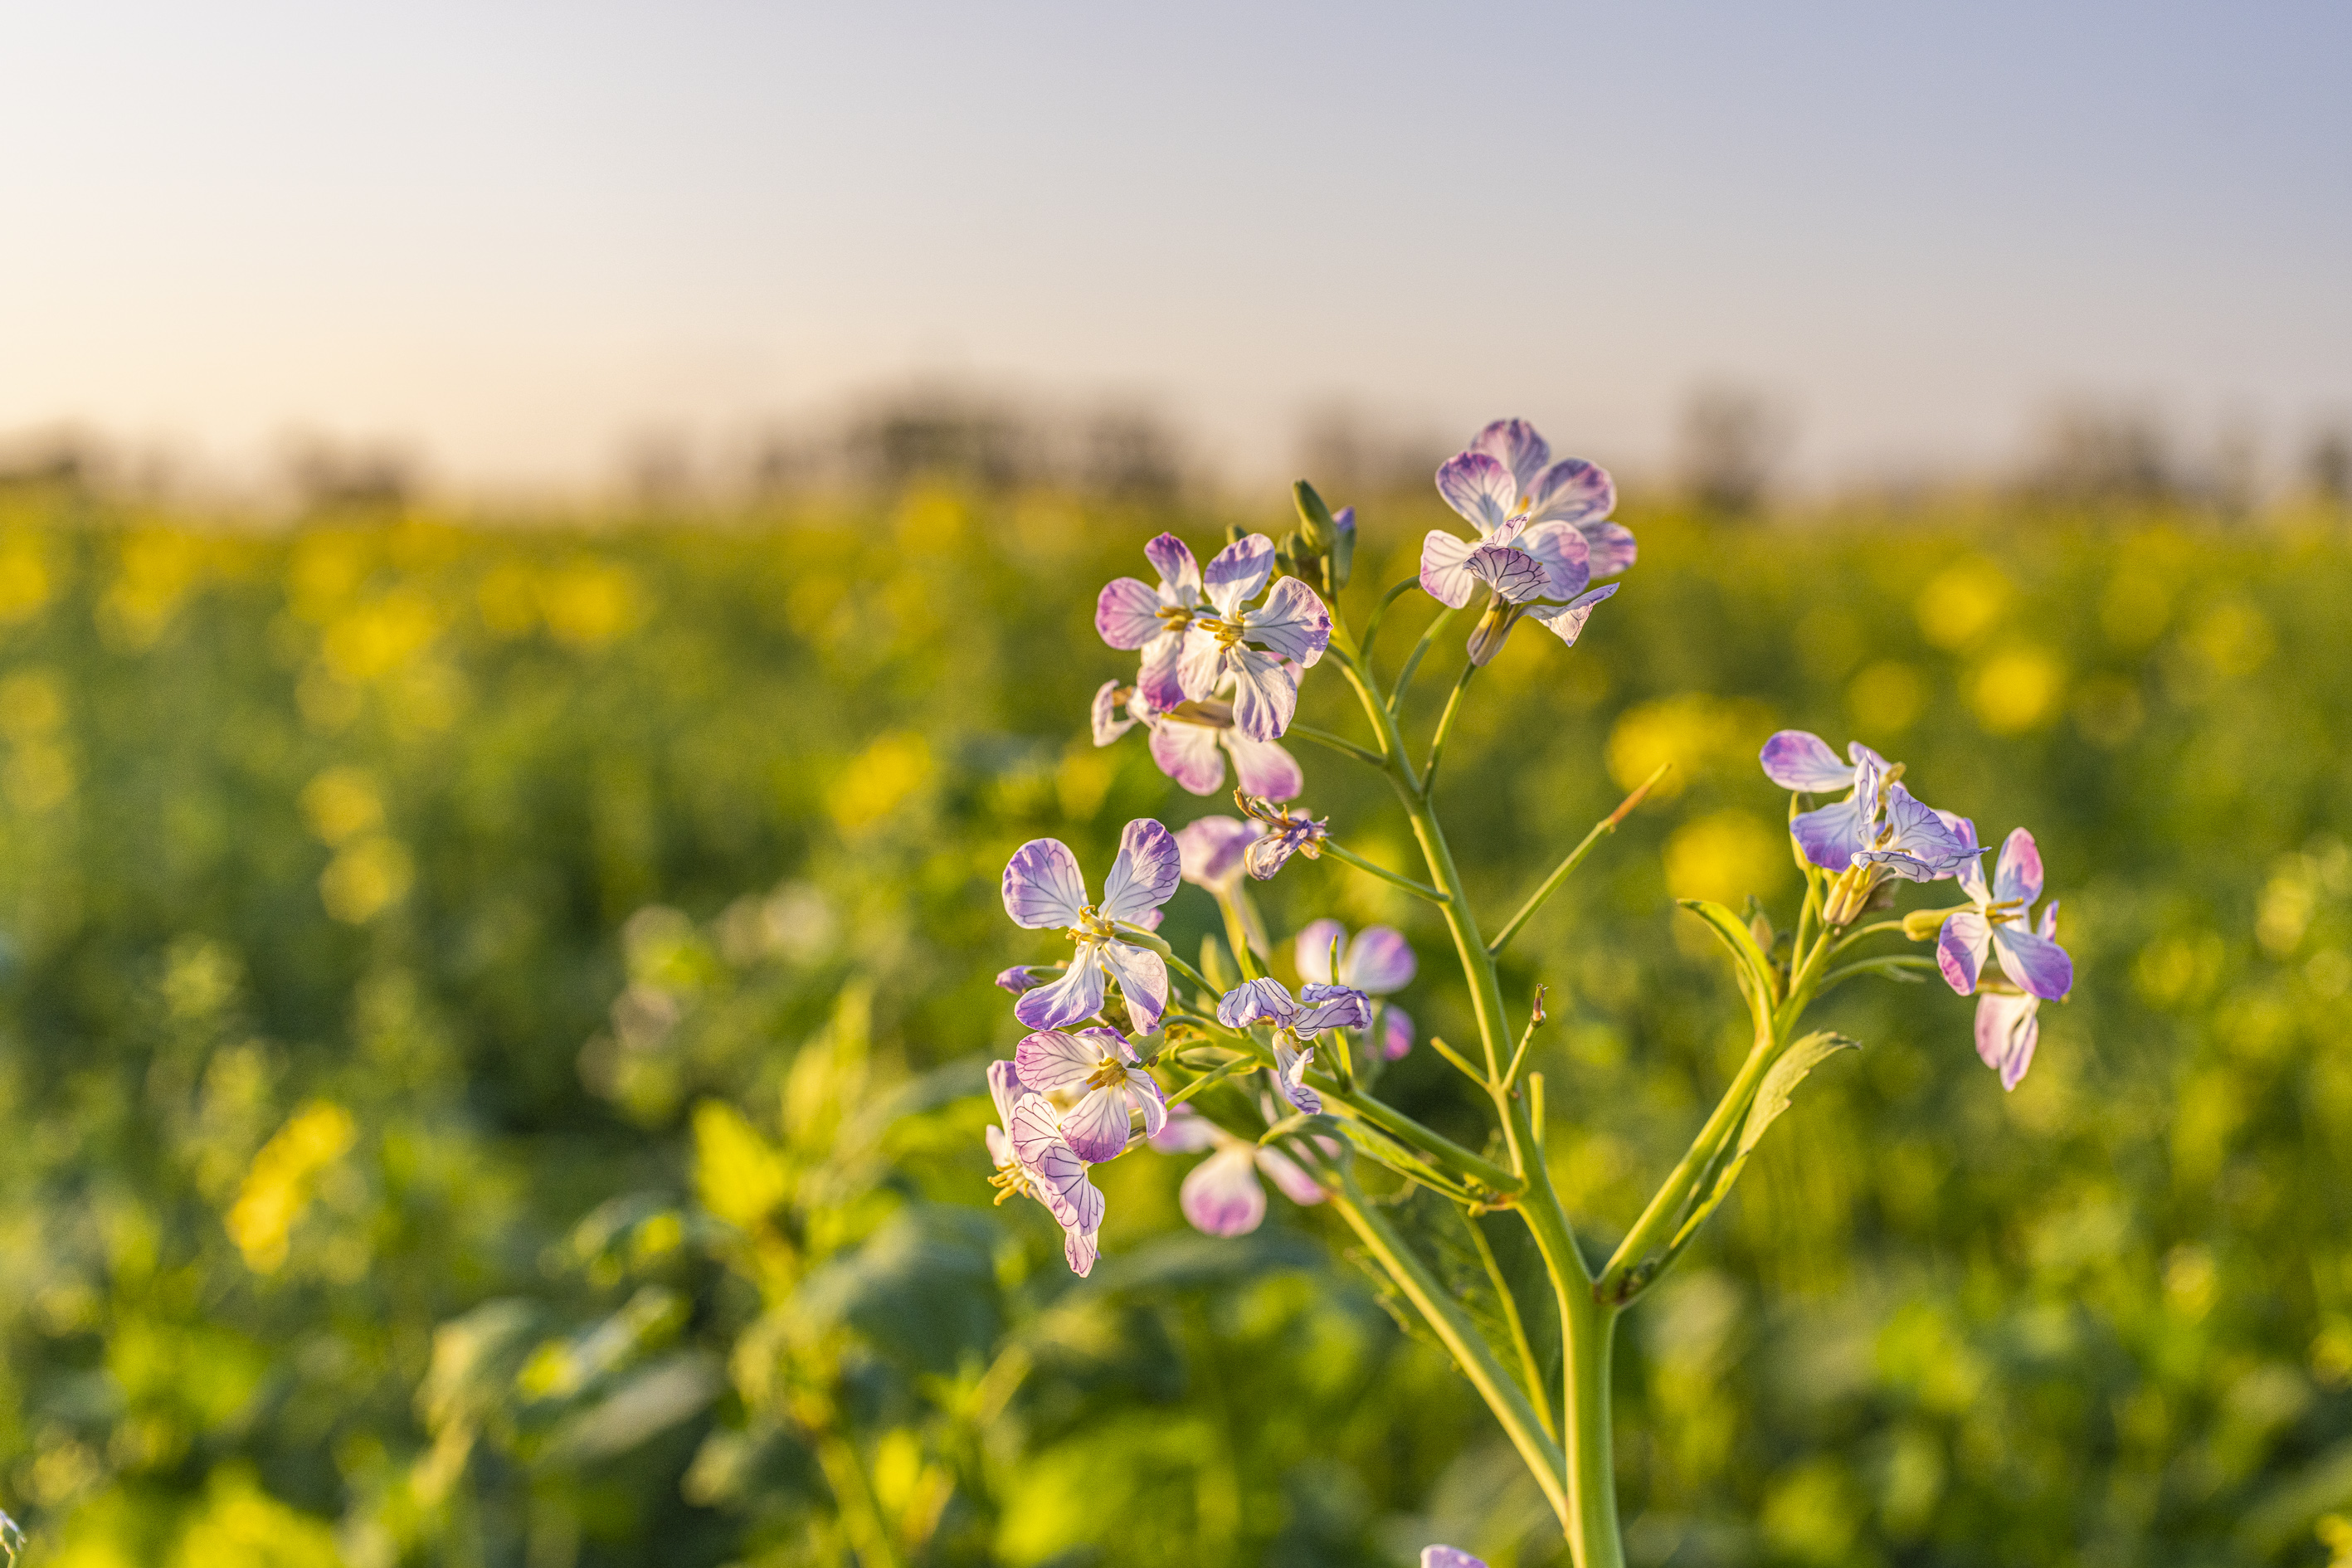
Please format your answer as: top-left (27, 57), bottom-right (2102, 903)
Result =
top-left (1526, 456), bottom-right (1615, 525)
top-left (1149, 719), bottom-right (1228, 795)
top-left (1993, 827), bottom-right (2045, 906)
top-left (1759, 730), bottom-right (1853, 793)
top-left (1419, 529), bottom-right (1482, 608)
top-left (986, 1058), bottom-right (1026, 1125)
top-left (1243, 577), bottom-right (1331, 666)
top-left (1342, 926), bottom-right (1415, 992)
top-left (1095, 577), bottom-right (1165, 649)
top-left (1435, 450), bottom-right (1522, 534)
top-left (1225, 646), bottom-right (1301, 742)
top-left (1180, 1146), bottom-right (1267, 1237)
top-left (1101, 819), bottom-right (1181, 922)
top-left (1992, 923), bottom-right (2073, 1001)
top-left (1015, 953), bottom-right (1107, 1030)
top-left (1149, 1103), bottom-right (1222, 1153)
top-left (1097, 940), bottom-right (1168, 1032)
top-left (1423, 1549), bottom-right (1488, 1568)
top-left (1293, 918), bottom-right (1346, 986)
top-left (1136, 630), bottom-right (1187, 711)
top-left (1256, 1143), bottom-right (1327, 1206)
top-left (1379, 1002), bottom-right (1415, 1060)
top-left (1143, 532), bottom-right (1200, 599)
top-left (1975, 992), bottom-right (2040, 1091)
top-left (1937, 912), bottom-right (1991, 994)
top-left (1057, 1087), bottom-right (1135, 1163)
top-left (1002, 840), bottom-right (1090, 928)
top-left (1176, 816), bottom-right (1254, 888)
top-left (1201, 533), bottom-right (1275, 617)
top-left (1222, 730), bottom-right (1302, 802)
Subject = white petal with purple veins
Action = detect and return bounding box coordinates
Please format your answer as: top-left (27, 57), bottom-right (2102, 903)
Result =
top-left (1091, 681), bottom-right (1138, 747)
top-left (1001, 839), bottom-right (1090, 928)
top-left (1014, 1029), bottom-right (1106, 1094)
top-left (1101, 819), bottom-right (1181, 922)
top-left (1974, 991), bottom-right (2040, 1091)
top-left (1469, 418), bottom-right (1552, 497)
top-left (1202, 534), bottom-right (1275, 616)
top-left (1293, 919), bottom-right (1346, 986)
top-left (1529, 583), bottom-right (1618, 645)
top-left (1176, 816), bottom-right (1254, 888)
top-left (1293, 983), bottom-right (1371, 1036)
top-left (1057, 1087), bottom-right (1134, 1163)
top-left (1419, 529), bottom-right (1483, 608)
top-left (1014, 952), bottom-right (1107, 1030)
top-left (1149, 719), bottom-right (1228, 795)
top-left (1096, 940), bottom-right (1168, 1030)
top-left (1344, 926), bottom-right (1416, 992)
top-left (1992, 923), bottom-right (2072, 1001)
top-left (1273, 1040), bottom-right (1322, 1113)
top-left (1008, 1097), bottom-right (1084, 1219)
top-left (1137, 630), bottom-right (1187, 711)
top-left (1181, 1146), bottom-right (1267, 1236)
top-left (1758, 730), bottom-right (1853, 793)
top-left (1937, 912), bottom-right (1991, 994)
top-left (1143, 532), bottom-right (1200, 600)
top-left (1121, 1069), bottom-right (1166, 1142)
top-left (1216, 976), bottom-right (1294, 1030)
top-left (1790, 796), bottom-right (1872, 871)
top-left (1176, 626), bottom-right (1229, 703)
top-left (1517, 520), bottom-right (1593, 600)
top-left (1222, 730), bottom-right (1302, 801)
top-left (1435, 450), bottom-right (1522, 535)
top-left (1225, 646), bottom-right (1300, 742)
top-left (1095, 577), bottom-right (1165, 649)
top-left (1464, 542), bottom-right (1550, 603)
top-left (1526, 456), bottom-right (1614, 526)
top-left (987, 1058), bottom-right (1026, 1125)
top-left (1993, 827), bottom-right (2045, 906)
top-left (1242, 577), bottom-right (1331, 666)
top-left (1576, 519), bottom-right (1639, 577)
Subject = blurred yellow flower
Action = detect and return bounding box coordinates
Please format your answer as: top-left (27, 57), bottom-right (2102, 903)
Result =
top-left (540, 561), bottom-right (643, 648)
top-left (0, 537), bottom-right (53, 624)
top-left (2190, 598), bottom-right (2274, 678)
top-left (1845, 660), bottom-right (1926, 735)
top-left (1967, 647), bottom-right (2066, 734)
top-left (226, 1102), bottom-right (358, 1274)
top-left (100, 529), bottom-right (208, 649)
top-left (1914, 558), bottom-right (2009, 649)
top-left (828, 732), bottom-right (932, 831)
top-left (1606, 694), bottom-right (1775, 798)
top-left (1664, 810), bottom-right (1791, 906)
top-left (319, 837), bottom-right (414, 923)
top-left (168, 1463), bottom-right (345, 1567)
top-left (322, 590), bottom-right (440, 682)
top-left (299, 766), bottom-right (383, 846)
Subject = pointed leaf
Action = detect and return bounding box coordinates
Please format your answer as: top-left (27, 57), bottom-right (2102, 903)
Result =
top-left (1678, 899), bottom-right (1780, 1011)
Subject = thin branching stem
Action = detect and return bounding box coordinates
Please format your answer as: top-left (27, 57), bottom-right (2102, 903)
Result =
top-left (1359, 577), bottom-right (1422, 659)
top-left (1421, 661), bottom-right (1478, 796)
top-left (1386, 606), bottom-right (1458, 718)
top-left (1288, 723), bottom-right (1386, 769)
top-left (1488, 764), bottom-right (1672, 957)
top-left (1319, 840), bottom-right (1449, 904)
top-left (1466, 1213), bottom-right (1558, 1443)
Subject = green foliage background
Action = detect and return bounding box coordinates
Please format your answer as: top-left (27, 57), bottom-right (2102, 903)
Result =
top-left (0, 480), bottom-right (2344, 1566)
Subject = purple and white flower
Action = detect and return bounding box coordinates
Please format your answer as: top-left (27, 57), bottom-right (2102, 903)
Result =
top-left (1760, 729), bottom-right (1975, 886)
top-left (1973, 907), bottom-right (2060, 1092)
top-left (1094, 533), bottom-right (1205, 711)
top-left (1014, 1025), bottom-right (1169, 1162)
top-left (1936, 824), bottom-right (2072, 1002)
top-left (1215, 976), bottom-right (1371, 1113)
top-left (1176, 816), bottom-right (1257, 894)
top-left (1149, 1103), bottom-right (1332, 1237)
top-left (1422, 1551), bottom-right (1487, 1568)
top-left (985, 1059), bottom-right (1107, 1277)
top-left (995, 964), bottom-right (1061, 995)
top-left (1172, 534), bottom-right (1332, 740)
top-left (1091, 679), bottom-right (1303, 801)
top-left (1296, 918), bottom-right (1417, 1060)
top-left (1422, 420), bottom-right (1630, 654)
top-left (1002, 820), bottom-right (1181, 1031)
top-left (1236, 796), bottom-right (1328, 880)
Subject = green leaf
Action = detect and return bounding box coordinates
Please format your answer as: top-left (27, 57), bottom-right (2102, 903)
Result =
top-left (1670, 1030), bottom-right (1860, 1249)
top-left (1678, 899), bottom-right (1780, 1011)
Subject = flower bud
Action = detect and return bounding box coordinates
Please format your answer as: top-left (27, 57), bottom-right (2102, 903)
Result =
top-left (1465, 600), bottom-right (1522, 665)
top-left (1326, 504), bottom-right (1356, 589)
top-left (1901, 908), bottom-right (1951, 942)
top-left (1293, 480), bottom-right (1339, 549)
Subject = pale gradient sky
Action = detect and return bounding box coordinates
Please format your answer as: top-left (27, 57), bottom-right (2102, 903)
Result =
top-left (2, 1), bottom-right (2347, 493)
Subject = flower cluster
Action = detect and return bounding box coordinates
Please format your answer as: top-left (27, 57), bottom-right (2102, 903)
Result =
top-left (1095, 532), bottom-right (1330, 743)
top-left (1760, 728), bottom-right (2076, 1088)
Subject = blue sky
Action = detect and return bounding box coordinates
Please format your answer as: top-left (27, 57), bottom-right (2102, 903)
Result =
top-left (2, 1), bottom-right (2345, 491)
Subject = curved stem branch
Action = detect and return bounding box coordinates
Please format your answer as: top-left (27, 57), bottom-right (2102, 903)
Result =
top-left (1488, 763), bottom-right (1672, 957)
top-left (1359, 577), bottom-right (1421, 659)
top-left (1386, 606), bottom-right (1458, 718)
top-left (1319, 840), bottom-right (1449, 904)
top-left (1288, 723), bottom-right (1386, 770)
top-left (1422, 662), bottom-right (1478, 797)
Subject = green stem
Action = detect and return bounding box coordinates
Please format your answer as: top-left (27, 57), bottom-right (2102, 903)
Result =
top-left (1360, 577), bottom-right (1421, 658)
top-left (813, 1429), bottom-right (903, 1568)
top-left (1320, 1081), bottom-right (1522, 1197)
top-left (1319, 840), bottom-right (1449, 904)
top-left (1466, 1213), bottom-right (1557, 1443)
top-left (1488, 763), bottom-right (1672, 957)
top-left (1421, 661), bottom-right (1478, 796)
top-left (1288, 723), bottom-right (1386, 769)
top-left (1386, 606), bottom-right (1458, 717)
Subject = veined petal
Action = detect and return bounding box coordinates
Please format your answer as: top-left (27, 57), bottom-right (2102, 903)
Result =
top-left (1273, 1040), bottom-right (1322, 1114)
top-left (986, 1058), bottom-right (1025, 1127)
top-left (1242, 577), bottom-right (1331, 666)
top-left (1992, 923), bottom-right (2072, 1001)
top-left (1517, 519), bottom-right (1592, 600)
top-left (1464, 542), bottom-right (1551, 603)
top-left (1790, 796), bottom-right (1871, 871)
top-left (1528, 583), bottom-right (1617, 645)
top-left (1057, 1087), bottom-right (1134, 1163)
top-left (1947, 817), bottom-right (1991, 903)
top-left (1061, 1206), bottom-right (1103, 1276)
top-left (1143, 532), bottom-right (1200, 601)
top-left (1015, 952), bottom-right (1107, 1030)
top-left (1292, 983), bottom-right (1371, 1036)
top-left (1937, 912), bottom-right (1992, 994)
top-left (1216, 976), bottom-right (1294, 1030)
top-left (1879, 784), bottom-right (1974, 877)
top-left (1008, 1096), bottom-right (1084, 1217)
top-left (1993, 827), bottom-right (2045, 906)
top-left (1469, 418), bottom-right (1552, 498)
top-left (1225, 646), bottom-right (1300, 742)
top-left (1014, 1028), bottom-right (1106, 1094)
top-left (1293, 918), bottom-right (1347, 986)
top-left (1419, 529), bottom-right (1483, 608)
top-left (1176, 816), bottom-right (1254, 888)
top-left (1137, 630), bottom-right (1188, 711)
top-left (1097, 939), bottom-right (1168, 1031)
top-left (1759, 730), bottom-right (1853, 792)
top-left (1091, 680), bottom-right (1139, 747)
top-left (1526, 456), bottom-right (1615, 526)
top-left (1101, 818), bottom-right (1181, 921)
top-left (1094, 577), bottom-right (1164, 649)
top-left (1176, 626), bottom-right (1229, 703)
top-left (1423, 1548), bottom-right (1488, 1568)
top-left (1149, 1103), bottom-right (1222, 1153)
top-left (1221, 729), bottom-right (1302, 801)
top-left (1435, 451), bottom-right (1521, 535)
top-left (2038, 898), bottom-right (2061, 941)
top-left (1576, 519), bottom-right (1639, 578)
top-left (1180, 1146), bottom-right (1267, 1237)
top-left (1149, 718), bottom-right (1227, 795)
top-left (1202, 533), bottom-right (1275, 617)
top-left (1378, 1002), bottom-right (1415, 1060)
top-left (1122, 1068), bottom-right (1167, 1142)
top-left (1257, 1143), bottom-right (1328, 1206)
top-left (1343, 926), bottom-right (1415, 992)
top-left (1002, 839), bottom-right (1090, 928)
top-left (1974, 992), bottom-right (2041, 1091)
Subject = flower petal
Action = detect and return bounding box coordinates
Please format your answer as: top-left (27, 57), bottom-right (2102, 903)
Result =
top-left (1202, 533), bottom-right (1275, 617)
top-left (1419, 529), bottom-right (1482, 608)
top-left (1293, 982), bottom-right (1371, 1036)
top-left (1149, 718), bottom-right (1228, 795)
top-left (986, 1057), bottom-right (1025, 1126)
top-left (1790, 796), bottom-right (1871, 871)
top-left (1423, 1549), bottom-right (1488, 1568)
top-left (1176, 816), bottom-right (1254, 888)
top-left (1526, 456), bottom-right (1614, 525)
top-left (1992, 923), bottom-right (2073, 1001)
top-left (1008, 1095), bottom-right (1084, 1215)
top-left (1057, 1087), bottom-right (1135, 1163)
top-left (1256, 1143), bottom-right (1327, 1206)
top-left (1225, 646), bottom-right (1300, 742)
top-left (1974, 991), bottom-right (2040, 1091)
top-left (1993, 827), bottom-right (2045, 906)
top-left (1576, 519), bottom-right (1639, 578)
top-left (1061, 1207), bottom-right (1102, 1276)
top-left (1469, 418), bottom-right (1551, 498)
top-left (1180, 1146), bottom-right (1267, 1237)
top-left (1216, 976), bottom-right (1294, 1030)
top-left (1528, 583), bottom-right (1617, 645)
top-left (1014, 1028), bottom-right (1104, 1094)
top-left (1101, 818), bottom-right (1181, 922)
top-left (1122, 1067), bottom-right (1167, 1142)
top-left (1946, 817), bottom-right (1991, 903)
top-left (1434, 450), bottom-right (1520, 535)
top-left (1222, 730), bottom-right (1303, 801)
top-left (2038, 898), bottom-right (2060, 941)
top-left (1097, 939), bottom-right (1168, 1031)
top-left (1378, 1002), bottom-right (1415, 1060)
top-left (1176, 626), bottom-right (1228, 703)
top-left (1001, 840), bottom-right (1090, 928)
top-left (1936, 911), bottom-right (1992, 994)
top-left (1143, 532), bottom-right (1200, 600)
top-left (1342, 926), bottom-right (1416, 992)
top-left (1015, 952), bottom-right (1107, 1030)
top-left (1242, 576), bottom-right (1331, 666)
top-left (1273, 1040), bottom-right (1322, 1114)
top-left (1094, 577), bottom-right (1164, 649)
top-left (1293, 918), bottom-right (1346, 986)
top-left (1091, 680), bottom-right (1139, 747)
top-left (1464, 542), bottom-right (1551, 603)
top-left (1758, 730), bottom-right (1853, 792)
top-left (1517, 520), bottom-right (1592, 600)
top-left (1149, 1103), bottom-right (1222, 1153)
top-left (1137, 629), bottom-right (1188, 711)
top-left (1873, 784), bottom-right (1975, 879)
